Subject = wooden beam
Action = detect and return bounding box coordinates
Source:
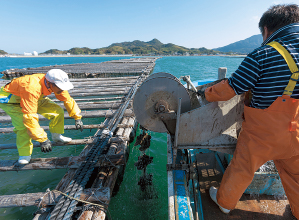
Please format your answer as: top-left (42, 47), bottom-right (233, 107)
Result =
top-left (0, 187), bottom-right (110, 208)
top-left (69, 97), bottom-right (121, 102)
top-left (0, 76), bottom-right (139, 86)
top-left (0, 102), bottom-right (129, 114)
top-left (0, 123), bottom-right (133, 134)
top-left (0, 153), bottom-right (125, 171)
top-left (0, 139), bottom-right (92, 150)
top-left (0, 109), bottom-right (134, 123)
top-left (47, 90), bottom-right (127, 98)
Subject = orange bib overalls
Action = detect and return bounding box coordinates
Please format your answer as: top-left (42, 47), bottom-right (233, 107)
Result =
top-left (215, 42), bottom-right (299, 219)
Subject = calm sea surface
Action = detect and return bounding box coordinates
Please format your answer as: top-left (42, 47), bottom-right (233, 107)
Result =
top-left (0, 56), bottom-right (243, 219)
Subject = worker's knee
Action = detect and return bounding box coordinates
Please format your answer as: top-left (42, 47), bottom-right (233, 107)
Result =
top-left (56, 105), bottom-right (64, 116)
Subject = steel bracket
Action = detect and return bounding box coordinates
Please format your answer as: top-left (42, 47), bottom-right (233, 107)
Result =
top-left (166, 163), bottom-right (189, 171)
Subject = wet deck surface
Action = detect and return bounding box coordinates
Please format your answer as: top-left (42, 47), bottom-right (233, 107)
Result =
top-left (196, 152), bottom-right (295, 220)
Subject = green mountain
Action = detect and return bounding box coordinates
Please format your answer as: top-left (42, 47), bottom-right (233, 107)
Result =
top-left (214, 34), bottom-right (263, 54)
top-left (42, 35), bottom-right (265, 56)
top-left (42, 39), bottom-right (222, 55)
top-left (0, 50), bottom-right (7, 55)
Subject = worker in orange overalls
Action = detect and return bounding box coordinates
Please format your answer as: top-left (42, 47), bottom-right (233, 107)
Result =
top-left (201, 4), bottom-right (299, 219)
top-left (0, 69), bottom-right (84, 164)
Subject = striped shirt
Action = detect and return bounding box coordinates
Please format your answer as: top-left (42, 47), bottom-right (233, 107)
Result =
top-left (228, 23), bottom-right (299, 109)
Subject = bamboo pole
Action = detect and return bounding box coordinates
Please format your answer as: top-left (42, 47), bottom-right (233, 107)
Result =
top-left (0, 134), bottom-right (130, 150)
top-left (79, 139), bottom-right (124, 219)
top-left (0, 78), bottom-right (138, 87)
top-left (0, 187), bottom-right (110, 208)
top-left (39, 129), bottom-right (109, 220)
top-left (122, 117), bottom-right (136, 141)
top-left (0, 139), bottom-right (92, 150)
top-left (0, 153), bottom-right (125, 171)
top-left (0, 109), bottom-right (134, 123)
top-left (0, 102), bottom-right (126, 114)
top-left (50, 90), bottom-right (127, 98)
top-left (0, 123), bottom-right (133, 134)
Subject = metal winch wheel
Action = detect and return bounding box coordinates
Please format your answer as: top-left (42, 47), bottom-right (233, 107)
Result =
top-left (133, 72), bottom-right (191, 133)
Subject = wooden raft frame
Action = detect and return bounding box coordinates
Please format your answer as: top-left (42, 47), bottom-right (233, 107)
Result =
top-left (0, 58), bottom-right (156, 219)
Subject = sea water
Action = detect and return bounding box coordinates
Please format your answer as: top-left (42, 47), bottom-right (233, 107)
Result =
top-left (0, 56), bottom-right (243, 219)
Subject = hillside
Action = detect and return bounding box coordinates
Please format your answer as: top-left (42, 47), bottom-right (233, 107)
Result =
top-left (0, 50), bottom-right (7, 55)
top-left (42, 39), bottom-right (223, 56)
top-left (214, 34), bottom-right (263, 54)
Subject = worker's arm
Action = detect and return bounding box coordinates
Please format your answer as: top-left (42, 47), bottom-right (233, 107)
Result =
top-left (20, 93), bottom-right (48, 143)
top-left (205, 52), bottom-right (261, 103)
top-left (55, 91), bottom-right (82, 120)
top-left (205, 79), bottom-right (236, 102)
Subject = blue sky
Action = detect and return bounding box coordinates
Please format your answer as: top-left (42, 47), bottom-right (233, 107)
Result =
top-left (0, 0), bottom-right (296, 53)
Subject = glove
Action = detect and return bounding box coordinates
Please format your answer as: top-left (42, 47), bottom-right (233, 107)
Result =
top-left (40, 139), bottom-right (52, 153)
top-left (75, 119), bottom-right (84, 132)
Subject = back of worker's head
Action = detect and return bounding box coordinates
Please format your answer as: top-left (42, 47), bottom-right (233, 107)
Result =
top-left (259, 4), bottom-right (299, 35)
top-left (45, 69), bottom-right (74, 90)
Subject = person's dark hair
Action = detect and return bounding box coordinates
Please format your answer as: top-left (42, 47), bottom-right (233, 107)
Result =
top-left (259, 4), bottom-right (299, 34)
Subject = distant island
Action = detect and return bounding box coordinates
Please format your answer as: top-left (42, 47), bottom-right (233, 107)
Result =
top-left (214, 34), bottom-right (263, 54)
top-left (41, 39), bottom-right (229, 56)
top-left (1, 35), bottom-right (264, 56)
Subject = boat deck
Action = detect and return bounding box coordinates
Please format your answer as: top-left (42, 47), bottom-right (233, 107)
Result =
top-left (195, 151), bottom-right (294, 220)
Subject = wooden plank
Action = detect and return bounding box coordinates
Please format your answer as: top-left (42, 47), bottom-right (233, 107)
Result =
top-left (0, 187), bottom-right (110, 208)
top-left (0, 153), bottom-right (125, 171)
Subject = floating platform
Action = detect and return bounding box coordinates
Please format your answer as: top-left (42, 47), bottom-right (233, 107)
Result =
top-left (1, 57), bottom-right (160, 79)
top-left (0, 57), bottom-right (158, 219)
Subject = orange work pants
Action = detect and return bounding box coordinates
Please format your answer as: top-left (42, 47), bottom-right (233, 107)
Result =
top-left (216, 95), bottom-right (299, 219)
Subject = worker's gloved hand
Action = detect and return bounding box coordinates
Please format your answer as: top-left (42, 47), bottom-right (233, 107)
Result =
top-left (197, 89), bottom-right (206, 99)
top-left (40, 139), bottom-right (52, 153)
top-left (75, 119), bottom-right (84, 132)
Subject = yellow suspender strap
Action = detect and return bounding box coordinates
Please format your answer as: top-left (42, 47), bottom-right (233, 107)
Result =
top-left (267, 41), bottom-right (299, 95)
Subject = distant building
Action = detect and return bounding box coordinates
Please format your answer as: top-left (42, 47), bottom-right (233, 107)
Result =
top-left (33, 51), bottom-right (38, 56)
top-left (24, 52), bottom-right (32, 56)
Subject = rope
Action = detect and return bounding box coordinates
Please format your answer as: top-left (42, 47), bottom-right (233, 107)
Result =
top-left (52, 190), bottom-right (106, 210)
top-left (37, 188), bottom-right (55, 209)
top-left (103, 155), bottom-right (117, 168)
